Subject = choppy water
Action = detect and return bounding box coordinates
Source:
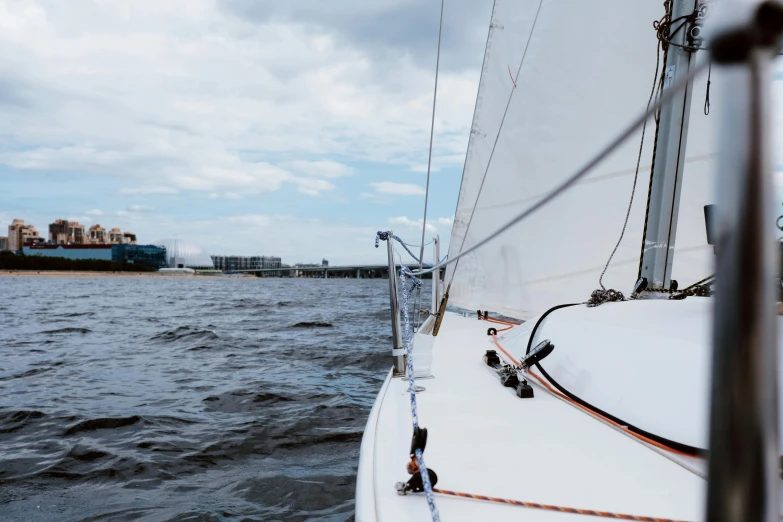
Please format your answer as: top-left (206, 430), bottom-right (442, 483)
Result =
top-left (0, 276), bottom-right (409, 521)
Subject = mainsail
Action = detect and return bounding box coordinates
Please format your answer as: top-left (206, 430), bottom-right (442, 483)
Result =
top-left (447, 0), bottom-right (717, 319)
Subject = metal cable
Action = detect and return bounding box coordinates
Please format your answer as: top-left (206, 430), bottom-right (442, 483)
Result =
top-left (448, 0), bottom-right (545, 286)
top-left (598, 39), bottom-right (662, 290)
top-left (418, 0), bottom-right (445, 271)
top-left (410, 60), bottom-right (709, 277)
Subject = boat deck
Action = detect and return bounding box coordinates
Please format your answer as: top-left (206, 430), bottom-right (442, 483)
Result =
top-left (356, 305), bottom-right (707, 521)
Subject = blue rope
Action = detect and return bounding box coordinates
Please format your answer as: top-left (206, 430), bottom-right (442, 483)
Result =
top-left (400, 267), bottom-right (440, 521)
top-left (376, 231), bottom-right (433, 268)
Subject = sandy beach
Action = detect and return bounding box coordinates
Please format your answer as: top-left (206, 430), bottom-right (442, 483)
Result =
top-left (0, 270), bottom-right (251, 278)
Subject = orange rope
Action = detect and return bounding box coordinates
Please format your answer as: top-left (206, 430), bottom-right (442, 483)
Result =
top-left (432, 488), bottom-right (692, 522)
top-left (480, 315), bottom-right (522, 326)
top-left (488, 331), bottom-right (699, 459)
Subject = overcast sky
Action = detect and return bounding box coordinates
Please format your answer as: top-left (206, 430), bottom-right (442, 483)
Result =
top-left (0, 0), bottom-right (494, 264)
top-left (1, 1), bottom-right (781, 265)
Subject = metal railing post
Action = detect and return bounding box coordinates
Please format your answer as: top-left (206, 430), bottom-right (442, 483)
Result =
top-left (706, 4), bottom-right (782, 521)
top-left (386, 231), bottom-right (405, 376)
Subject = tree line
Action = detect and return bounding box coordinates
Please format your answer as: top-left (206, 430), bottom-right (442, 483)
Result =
top-left (0, 251), bottom-right (155, 272)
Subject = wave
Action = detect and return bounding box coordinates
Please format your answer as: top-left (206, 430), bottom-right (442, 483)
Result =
top-left (42, 327), bottom-right (92, 335)
top-left (290, 322), bottom-right (332, 328)
top-left (151, 326), bottom-right (219, 342)
top-left (64, 415), bottom-right (143, 436)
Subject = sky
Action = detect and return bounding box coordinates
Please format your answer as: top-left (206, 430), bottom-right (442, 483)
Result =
top-left (2, 1), bottom-right (783, 267)
top-left (0, 0), bottom-right (495, 265)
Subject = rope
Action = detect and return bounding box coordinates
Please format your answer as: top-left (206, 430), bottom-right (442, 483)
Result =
top-left (432, 489), bottom-right (692, 522)
top-left (704, 60), bottom-right (712, 116)
top-left (400, 267), bottom-right (440, 521)
top-left (487, 322), bottom-right (704, 458)
top-left (408, 59), bottom-right (709, 278)
top-left (448, 0), bottom-right (545, 286)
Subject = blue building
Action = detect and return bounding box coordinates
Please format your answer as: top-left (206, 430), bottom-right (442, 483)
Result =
top-left (23, 244), bottom-right (113, 260)
top-left (22, 243), bottom-right (167, 270)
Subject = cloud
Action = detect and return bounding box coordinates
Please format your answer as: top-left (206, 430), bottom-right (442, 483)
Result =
top-left (0, 0), bottom-right (480, 197)
top-left (293, 178), bottom-right (336, 196)
top-left (359, 192), bottom-right (390, 205)
top-left (389, 216), bottom-right (437, 234)
top-left (85, 209), bottom-right (103, 215)
top-left (287, 160), bottom-right (354, 178)
top-left (127, 205), bottom-right (154, 213)
top-left (371, 182), bottom-right (425, 196)
top-left (119, 186), bottom-right (180, 196)
top-left (437, 217), bottom-right (454, 225)
top-left (209, 192), bottom-right (243, 200)
top-left (410, 154), bottom-right (466, 173)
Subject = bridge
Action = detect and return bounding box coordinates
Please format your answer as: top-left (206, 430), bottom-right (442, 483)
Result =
top-left (227, 264), bottom-right (432, 279)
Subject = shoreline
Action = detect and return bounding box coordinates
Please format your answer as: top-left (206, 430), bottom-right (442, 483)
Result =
top-left (0, 270), bottom-right (253, 278)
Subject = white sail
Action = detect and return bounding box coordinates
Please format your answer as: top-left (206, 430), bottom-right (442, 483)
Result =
top-left (446, 0), bottom-right (717, 319)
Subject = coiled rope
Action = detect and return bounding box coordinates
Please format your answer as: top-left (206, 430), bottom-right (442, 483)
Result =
top-left (400, 267), bottom-right (440, 521)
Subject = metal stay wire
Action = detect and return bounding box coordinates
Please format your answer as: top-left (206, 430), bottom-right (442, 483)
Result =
top-left (410, 59), bottom-right (710, 278)
top-left (415, 0), bottom-right (445, 332)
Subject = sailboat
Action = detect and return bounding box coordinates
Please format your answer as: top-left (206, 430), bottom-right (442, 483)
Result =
top-left (356, 0), bottom-right (782, 521)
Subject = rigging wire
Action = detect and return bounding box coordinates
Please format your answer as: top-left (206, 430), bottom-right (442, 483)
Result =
top-left (418, 0), bottom-right (445, 271)
top-left (409, 59), bottom-right (710, 278)
top-left (414, 0), bottom-right (445, 331)
top-left (597, 39), bottom-right (663, 290)
top-left (447, 0), bottom-right (545, 287)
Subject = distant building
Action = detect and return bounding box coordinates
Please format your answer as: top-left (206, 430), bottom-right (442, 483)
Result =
top-left (112, 244), bottom-right (167, 269)
top-left (22, 243), bottom-right (166, 269)
top-left (108, 228), bottom-right (123, 244)
top-left (88, 224), bottom-right (107, 244)
top-left (156, 239), bottom-right (214, 269)
top-left (322, 259), bottom-right (329, 267)
top-left (8, 219), bottom-right (42, 251)
top-left (49, 219), bottom-right (87, 244)
top-left (0, 236), bottom-right (7, 251)
top-left (211, 255), bottom-right (282, 272)
top-left (23, 244), bottom-right (113, 261)
top-left (123, 232), bottom-right (137, 244)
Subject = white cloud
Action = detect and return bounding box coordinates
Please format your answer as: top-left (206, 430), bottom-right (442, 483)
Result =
top-left (119, 186), bottom-right (180, 196)
top-left (437, 216), bottom-right (454, 225)
top-left (287, 160), bottom-right (354, 178)
top-left (131, 213), bottom-right (388, 264)
top-left (389, 216), bottom-right (437, 234)
top-left (128, 205), bottom-right (154, 213)
top-left (410, 154), bottom-right (466, 173)
top-left (371, 182), bottom-right (425, 196)
top-left (359, 192), bottom-right (390, 205)
top-left (0, 0), bottom-right (478, 197)
top-left (293, 178), bottom-right (336, 196)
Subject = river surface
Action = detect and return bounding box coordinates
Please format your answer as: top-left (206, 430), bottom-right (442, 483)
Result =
top-left (0, 276), bottom-right (416, 521)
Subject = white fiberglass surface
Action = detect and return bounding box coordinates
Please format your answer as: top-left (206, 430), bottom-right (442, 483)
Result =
top-left (356, 310), bottom-right (705, 521)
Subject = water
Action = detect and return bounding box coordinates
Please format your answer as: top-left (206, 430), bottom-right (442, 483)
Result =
top-left (0, 276), bottom-right (412, 521)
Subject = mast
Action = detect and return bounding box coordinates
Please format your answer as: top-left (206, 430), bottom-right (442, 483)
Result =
top-left (639, 0), bottom-right (706, 289)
